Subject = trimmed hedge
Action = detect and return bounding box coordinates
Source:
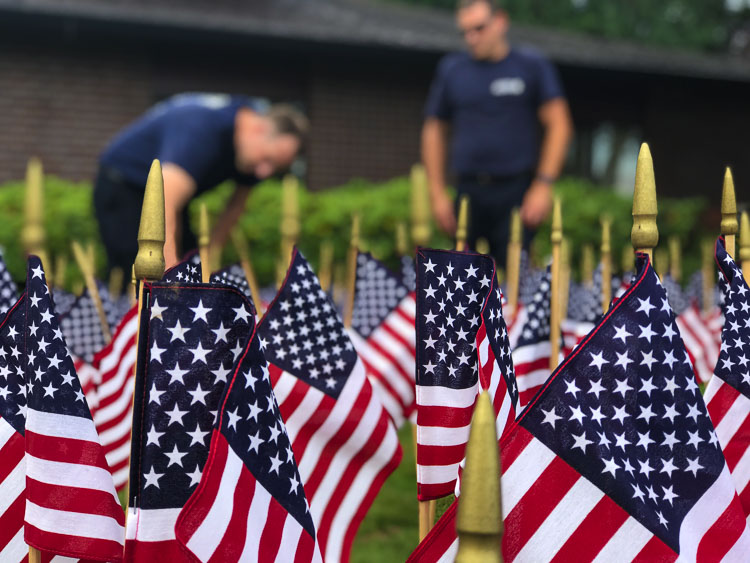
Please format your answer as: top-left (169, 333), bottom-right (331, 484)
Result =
top-left (0, 175), bottom-right (708, 289)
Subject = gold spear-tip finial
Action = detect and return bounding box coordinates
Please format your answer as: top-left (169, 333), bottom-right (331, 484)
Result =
top-left (134, 159), bottom-right (166, 282)
top-left (22, 156), bottom-right (49, 268)
top-left (551, 196), bottom-right (562, 244)
top-left (722, 167), bottom-right (738, 258)
top-left (456, 195), bottom-right (470, 251)
top-left (456, 391), bottom-right (503, 563)
top-left (510, 207), bottom-right (522, 245)
top-left (198, 203), bottom-right (211, 282)
top-left (740, 211), bottom-right (750, 279)
top-left (411, 163), bottom-right (431, 247)
top-left (631, 143), bottom-right (658, 257)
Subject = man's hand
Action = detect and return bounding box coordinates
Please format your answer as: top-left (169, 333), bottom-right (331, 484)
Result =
top-left (432, 188), bottom-right (457, 235)
top-left (520, 180), bottom-right (553, 229)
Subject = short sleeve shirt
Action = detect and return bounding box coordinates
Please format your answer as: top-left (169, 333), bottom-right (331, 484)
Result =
top-left (424, 47), bottom-right (564, 176)
top-left (99, 93), bottom-right (265, 192)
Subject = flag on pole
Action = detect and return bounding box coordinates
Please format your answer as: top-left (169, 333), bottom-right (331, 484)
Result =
top-left (211, 263), bottom-right (255, 304)
top-left (349, 251), bottom-right (416, 428)
top-left (705, 237), bottom-right (750, 516)
top-left (175, 324), bottom-right (322, 562)
top-left (415, 249), bottom-right (517, 501)
top-left (410, 252), bottom-right (750, 562)
top-left (23, 256), bottom-right (125, 560)
top-left (124, 280), bottom-right (253, 561)
top-left (257, 249), bottom-right (401, 563)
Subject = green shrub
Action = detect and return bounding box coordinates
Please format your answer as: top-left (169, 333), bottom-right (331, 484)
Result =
top-left (0, 175), bottom-right (709, 290)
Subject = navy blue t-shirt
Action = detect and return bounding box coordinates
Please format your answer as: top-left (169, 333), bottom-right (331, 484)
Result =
top-left (424, 47), bottom-right (564, 176)
top-left (100, 93), bottom-right (265, 192)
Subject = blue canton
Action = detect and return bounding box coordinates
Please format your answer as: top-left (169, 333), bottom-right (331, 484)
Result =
top-left (521, 254), bottom-right (723, 552)
top-left (0, 249), bottom-right (18, 316)
top-left (211, 263), bottom-right (255, 308)
top-left (481, 280), bottom-right (518, 406)
top-left (517, 267), bottom-right (551, 347)
top-left (0, 296), bottom-right (27, 435)
top-left (401, 256), bottom-right (416, 292)
top-left (351, 252), bottom-right (409, 338)
top-left (257, 250), bottom-right (357, 400)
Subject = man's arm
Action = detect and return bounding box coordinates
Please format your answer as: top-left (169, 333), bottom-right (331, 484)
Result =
top-left (421, 117), bottom-right (456, 235)
top-left (520, 98), bottom-right (573, 228)
top-left (209, 184), bottom-right (252, 259)
top-left (162, 163), bottom-right (197, 268)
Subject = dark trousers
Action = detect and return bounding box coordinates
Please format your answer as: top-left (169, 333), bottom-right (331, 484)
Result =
top-left (93, 166), bottom-right (196, 274)
top-left (456, 170), bottom-right (535, 269)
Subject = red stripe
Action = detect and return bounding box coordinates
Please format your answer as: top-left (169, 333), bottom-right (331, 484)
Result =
top-left (706, 380), bottom-right (741, 428)
top-left (25, 430), bottom-right (104, 467)
top-left (501, 425), bottom-right (534, 470)
top-left (417, 404), bottom-right (474, 428)
top-left (518, 388), bottom-right (541, 409)
top-left (720, 413), bottom-right (750, 471)
top-left (268, 363), bottom-right (283, 386)
top-left (0, 493), bottom-right (24, 552)
top-left (514, 355), bottom-right (550, 377)
top-left (406, 501), bottom-right (457, 563)
top-left (256, 490), bottom-right (288, 561)
top-left (503, 455), bottom-right (580, 562)
top-left (632, 536), bottom-right (676, 562)
top-left (380, 314), bottom-right (416, 355)
top-left (0, 428), bottom-right (24, 484)
top-left (294, 525), bottom-right (317, 563)
top-left (550, 495), bottom-right (629, 562)
top-left (418, 481), bottom-right (457, 501)
top-left (365, 331), bottom-right (414, 391)
top-left (416, 443), bottom-right (468, 468)
top-left (302, 378), bottom-right (371, 499)
top-left (362, 356), bottom-right (409, 418)
top-left (696, 496), bottom-right (748, 561)
top-left (26, 477), bottom-right (124, 523)
top-left (212, 461), bottom-right (257, 562)
top-left (284, 383), bottom-right (330, 461)
top-left (738, 481), bottom-right (750, 516)
top-left (25, 522), bottom-right (124, 562)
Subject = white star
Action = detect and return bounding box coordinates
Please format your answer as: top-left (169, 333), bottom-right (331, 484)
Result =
top-left (638, 324), bottom-right (657, 342)
top-left (637, 403), bottom-right (656, 423)
top-left (189, 383), bottom-right (210, 405)
top-left (632, 483), bottom-right (645, 502)
top-left (423, 361), bottom-right (437, 374)
top-left (425, 285), bottom-right (437, 299)
top-left (248, 431), bottom-right (263, 453)
top-left (571, 432), bottom-right (592, 452)
top-left (613, 378), bottom-right (631, 397)
top-left (660, 457), bottom-right (678, 478)
top-left (269, 453), bottom-right (283, 474)
top-left (589, 351), bottom-right (609, 371)
top-left (150, 343), bottom-right (166, 363)
top-left (190, 300), bottom-right (211, 323)
top-left (662, 404), bottom-right (679, 424)
top-left (640, 377), bottom-right (658, 396)
top-left (165, 404), bottom-right (187, 426)
top-left (29, 293), bottom-right (41, 308)
top-left (42, 382), bottom-right (57, 398)
top-left (686, 429), bottom-right (703, 449)
top-left (187, 466), bottom-right (203, 487)
top-left (146, 425), bottom-right (163, 446)
top-left (588, 378), bottom-right (606, 399)
top-left (190, 342), bottom-right (211, 365)
top-left (686, 403), bottom-right (701, 422)
top-left (661, 430), bottom-right (679, 450)
top-left (597, 431), bottom-right (611, 449)
top-left (613, 324), bottom-right (632, 343)
top-left (143, 466), bottom-right (163, 489)
top-left (233, 305), bottom-right (252, 323)
top-left (656, 511), bottom-right (668, 528)
top-left (149, 384), bottom-right (165, 404)
top-left (166, 364), bottom-right (189, 385)
top-left (638, 458), bottom-right (654, 478)
top-left (213, 322), bottom-right (231, 343)
top-left (613, 432), bottom-right (630, 451)
top-left (150, 299), bottom-right (167, 320)
top-left (569, 405), bottom-right (585, 425)
top-left (614, 351), bottom-right (633, 371)
top-left (226, 407), bottom-right (241, 431)
top-left (564, 379), bottom-right (580, 397)
top-left (542, 407), bottom-right (561, 428)
top-left (590, 406), bottom-right (605, 425)
top-left (636, 297), bottom-right (656, 317)
top-left (636, 431), bottom-right (655, 450)
top-left (247, 401), bottom-right (262, 421)
top-left (465, 264), bottom-right (478, 278)
top-left (685, 456), bottom-right (703, 477)
top-left (602, 457), bottom-right (619, 478)
top-left (214, 364), bottom-right (231, 384)
top-left (640, 350), bottom-right (657, 370)
top-left (662, 323), bottom-right (677, 341)
top-left (167, 320), bottom-right (190, 343)
top-left (40, 309), bottom-right (53, 324)
top-left (187, 425), bottom-right (209, 446)
top-left (164, 444), bottom-right (187, 467)
top-left (289, 474), bottom-right (300, 495)
top-left (424, 335), bottom-right (437, 349)
top-left (425, 310), bottom-right (437, 324)
top-left (424, 259), bottom-right (436, 273)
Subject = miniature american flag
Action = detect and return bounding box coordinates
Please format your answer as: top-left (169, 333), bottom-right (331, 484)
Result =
top-left (349, 251), bottom-right (416, 427)
top-left (175, 325), bottom-right (322, 562)
top-left (410, 252), bottom-right (750, 562)
top-left (0, 248), bottom-right (17, 315)
top-left (124, 280), bottom-right (252, 561)
top-left (705, 237), bottom-right (750, 516)
top-left (415, 249), bottom-right (517, 501)
top-left (211, 262), bottom-right (255, 304)
top-left (257, 249), bottom-right (401, 563)
top-left (23, 256), bottom-right (125, 560)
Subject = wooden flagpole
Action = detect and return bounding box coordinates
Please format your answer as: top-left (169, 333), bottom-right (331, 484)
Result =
top-left (318, 240), bottom-right (334, 293)
top-left (654, 248), bottom-right (668, 282)
top-left (455, 391), bottom-right (503, 563)
top-left (278, 174), bottom-right (300, 287)
top-left (230, 228), bottom-right (264, 316)
top-left (600, 217), bottom-right (612, 315)
top-left (669, 236), bottom-right (681, 283)
top-left (549, 197), bottom-right (562, 372)
top-left (722, 167), bottom-right (738, 258)
top-left (740, 212), bottom-right (750, 284)
top-left (72, 240), bottom-right (112, 344)
top-left (53, 254), bottom-right (68, 290)
top-left (411, 164), bottom-right (431, 248)
top-left (505, 208), bottom-right (522, 317)
top-left (581, 244), bottom-right (594, 288)
top-left (701, 240), bottom-right (714, 314)
top-left (631, 143), bottom-right (658, 261)
top-left (560, 238), bottom-right (571, 321)
top-left (343, 214), bottom-right (360, 330)
top-left (109, 266), bottom-right (124, 300)
top-left (21, 157), bottom-right (50, 271)
top-left (123, 159), bottom-right (166, 506)
top-left (198, 203), bottom-right (211, 282)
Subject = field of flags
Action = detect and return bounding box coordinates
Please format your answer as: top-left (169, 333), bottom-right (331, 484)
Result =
top-left (2, 144), bottom-right (750, 562)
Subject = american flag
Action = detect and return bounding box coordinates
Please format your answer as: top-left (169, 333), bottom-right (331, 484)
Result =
top-left (211, 262), bottom-right (255, 304)
top-left (348, 252), bottom-right (416, 428)
top-left (124, 279), bottom-right (253, 561)
top-left (91, 306), bottom-right (139, 491)
top-left (23, 256), bottom-right (126, 560)
top-left (562, 272), bottom-right (601, 358)
top-left (511, 267), bottom-right (559, 408)
top-left (162, 253), bottom-right (202, 284)
top-left (401, 255), bottom-right (416, 292)
top-left (676, 303), bottom-right (721, 384)
top-left (257, 249), bottom-right (401, 563)
top-left (175, 324), bottom-right (322, 562)
top-left (705, 237), bottom-right (750, 516)
top-left (415, 249), bottom-right (517, 501)
top-left (410, 252), bottom-right (750, 562)
top-left (51, 289), bottom-right (77, 318)
top-left (0, 248), bottom-right (17, 315)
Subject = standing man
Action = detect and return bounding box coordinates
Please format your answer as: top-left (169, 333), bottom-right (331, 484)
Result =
top-left (94, 93), bottom-right (308, 272)
top-left (422, 0), bottom-right (572, 264)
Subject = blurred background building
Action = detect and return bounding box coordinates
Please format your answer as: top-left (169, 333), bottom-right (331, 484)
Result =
top-left (0, 0), bottom-right (749, 201)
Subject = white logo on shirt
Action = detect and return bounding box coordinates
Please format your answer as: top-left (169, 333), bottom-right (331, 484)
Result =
top-left (490, 78), bottom-right (525, 96)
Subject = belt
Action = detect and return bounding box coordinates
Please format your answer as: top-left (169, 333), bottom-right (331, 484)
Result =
top-left (457, 171), bottom-right (533, 186)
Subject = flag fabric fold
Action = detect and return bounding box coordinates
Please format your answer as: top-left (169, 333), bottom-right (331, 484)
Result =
top-left (410, 252), bottom-right (750, 562)
top-left (257, 249), bottom-right (401, 563)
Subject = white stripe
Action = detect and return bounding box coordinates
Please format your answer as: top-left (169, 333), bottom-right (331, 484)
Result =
top-left (397, 294), bottom-right (416, 318)
top-left (501, 437), bottom-right (556, 515)
top-left (25, 499), bottom-right (125, 544)
top-left (25, 453), bottom-right (119, 503)
top-left (309, 380), bottom-right (384, 526)
top-left (416, 463), bottom-right (461, 484)
top-left (732, 444), bottom-right (750, 494)
top-left (703, 374), bottom-right (722, 403)
top-left (350, 330), bottom-right (413, 402)
top-left (418, 424), bottom-right (471, 446)
top-left (367, 375), bottom-right (405, 428)
top-left (417, 384), bottom-right (479, 408)
top-left (512, 340), bottom-right (551, 365)
top-left (295, 361), bottom-right (367, 482)
top-left (722, 521), bottom-right (750, 562)
top-left (715, 394), bottom-right (750, 449)
top-left (25, 408), bottom-right (101, 444)
top-left (280, 382), bottom-right (323, 441)
top-left (495, 391), bottom-right (514, 439)
top-left (369, 328), bottom-right (415, 387)
top-left (478, 335), bottom-right (490, 366)
top-left (515, 368), bottom-right (551, 393)
top-left (238, 483), bottom-right (272, 562)
top-left (0, 528), bottom-right (27, 563)
top-left (97, 343), bottom-right (136, 401)
top-left (187, 445), bottom-right (243, 561)
top-left (104, 438), bottom-right (132, 467)
top-left (0, 416), bottom-right (15, 449)
top-left (383, 303), bottom-right (416, 345)
top-left (97, 315), bottom-right (138, 374)
top-left (592, 516), bottom-right (653, 563)
top-left (272, 371), bottom-right (298, 407)
top-left (507, 306), bottom-right (527, 349)
top-left (125, 507), bottom-right (181, 541)
top-left (94, 349), bottom-right (137, 422)
top-left (678, 464), bottom-right (742, 560)
top-left (98, 406), bottom-right (134, 447)
top-left (325, 424), bottom-right (399, 563)
top-left (273, 514), bottom-right (304, 563)
top-left (0, 454), bottom-right (24, 516)
top-left (514, 476), bottom-right (604, 562)
top-left (112, 465), bottom-right (130, 489)
top-left (437, 539), bottom-right (458, 563)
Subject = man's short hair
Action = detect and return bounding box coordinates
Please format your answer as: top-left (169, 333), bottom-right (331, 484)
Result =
top-left (456, 0), bottom-right (501, 12)
top-left (267, 104), bottom-right (309, 154)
